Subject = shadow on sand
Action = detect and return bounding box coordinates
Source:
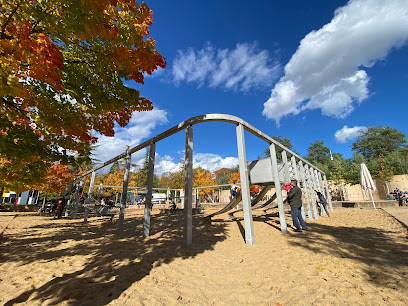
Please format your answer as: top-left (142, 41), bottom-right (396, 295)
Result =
top-left (1, 213), bottom-right (228, 305)
top-left (285, 220), bottom-right (408, 290)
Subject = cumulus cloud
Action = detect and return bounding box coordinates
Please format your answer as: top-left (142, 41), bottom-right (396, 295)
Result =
top-left (147, 153), bottom-right (239, 177)
top-left (335, 125), bottom-right (368, 143)
top-left (172, 42), bottom-right (281, 92)
top-left (93, 108), bottom-right (168, 166)
top-left (154, 154), bottom-right (182, 176)
top-left (193, 153), bottom-right (239, 172)
top-left (263, 0), bottom-right (408, 125)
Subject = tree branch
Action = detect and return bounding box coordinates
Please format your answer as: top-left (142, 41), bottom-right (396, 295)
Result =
top-left (1, 97), bottom-right (30, 119)
top-left (1, 0), bottom-right (22, 39)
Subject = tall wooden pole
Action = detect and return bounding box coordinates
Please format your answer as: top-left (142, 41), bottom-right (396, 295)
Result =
top-left (143, 143), bottom-right (156, 237)
top-left (269, 143), bottom-right (287, 234)
top-left (183, 125), bottom-right (193, 247)
top-left (236, 123), bottom-right (254, 245)
top-left (84, 171), bottom-right (95, 222)
top-left (118, 151), bottom-right (131, 230)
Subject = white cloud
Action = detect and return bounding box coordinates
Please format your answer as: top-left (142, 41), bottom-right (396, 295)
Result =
top-left (143, 66), bottom-right (165, 78)
top-left (172, 42), bottom-right (281, 92)
top-left (93, 108), bottom-right (168, 166)
top-left (193, 153), bottom-right (239, 172)
top-left (147, 153), bottom-right (239, 177)
top-left (154, 154), bottom-right (182, 176)
top-left (263, 0), bottom-right (408, 125)
top-left (335, 125), bottom-right (368, 143)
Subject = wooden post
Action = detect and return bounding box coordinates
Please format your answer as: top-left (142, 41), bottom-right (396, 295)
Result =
top-left (143, 143), bottom-right (156, 237)
top-left (118, 151), bottom-right (131, 230)
top-left (323, 174), bottom-right (333, 212)
top-left (73, 180), bottom-right (83, 219)
top-left (298, 160), bottom-right (313, 221)
top-left (166, 187), bottom-right (170, 209)
top-left (281, 151), bottom-right (290, 182)
top-left (317, 172), bottom-right (325, 195)
top-left (304, 165), bottom-right (318, 219)
top-left (269, 143), bottom-right (287, 234)
top-left (236, 123), bottom-right (255, 245)
top-left (183, 125), bottom-right (193, 247)
top-left (180, 189), bottom-right (184, 209)
top-left (84, 171), bottom-right (96, 222)
top-left (307, 166), bottom-right (319, 218)
top-left (314, 169), bottom-right (326, 216)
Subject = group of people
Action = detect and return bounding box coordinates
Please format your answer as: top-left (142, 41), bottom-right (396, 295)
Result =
top-left (230, 179), bottom-right (330, 233)
top-left (391, 188), bottom-right (408, 206)
top-left (230, 181), bottom-right (262, 199)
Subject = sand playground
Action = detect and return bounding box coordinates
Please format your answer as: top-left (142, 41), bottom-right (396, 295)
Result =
top-left (1, 207), bottom-right (408, 305)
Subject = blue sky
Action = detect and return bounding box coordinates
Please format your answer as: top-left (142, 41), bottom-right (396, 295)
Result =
top-left (94, 0), bottom-right (408, 176)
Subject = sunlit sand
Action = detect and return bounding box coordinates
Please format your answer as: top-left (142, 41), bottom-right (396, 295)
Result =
top-left (0, 207), bottom-right (407, 305)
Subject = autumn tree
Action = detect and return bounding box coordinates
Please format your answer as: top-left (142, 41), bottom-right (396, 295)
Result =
top-left (228, 171), bottom-right (240, 184)
top-left (30, 162), bottom-right (74, 193)
top-left (1, 0), bottom-right (166, 187)
top-left (214, 167), bottom-right (236, 186)
top-left (193, 168), bottom-right (216, 196)
top-left (165, 168), bottom-right (185, 190)
top-left (158, 175), bottom-right (172, 189)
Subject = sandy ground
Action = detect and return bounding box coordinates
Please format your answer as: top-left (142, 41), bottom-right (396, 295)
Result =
top-left (0, 206), bottom-right (408, 305)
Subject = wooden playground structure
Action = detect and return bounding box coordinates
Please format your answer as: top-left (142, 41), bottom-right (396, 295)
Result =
top-left (68, 114), bottom-right (332, 247)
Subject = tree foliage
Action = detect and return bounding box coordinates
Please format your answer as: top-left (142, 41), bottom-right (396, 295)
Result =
top-left (214, 167), bottom-right (236, 186)
top-left (1, 0), bottom-right (166, 187)
top-left (29, 162), bottom-right (74, 193)
top-left (228, 172), bottom-right (240, 184)
top-left (262, 135), bottom-right (298, 161)
top-left (375, 154), bottom-right (394, 184)
top-left (193, 168), bottom-right (216, 196)
top-left (352, 127), bottom-right (407, 159)
top-left (305, 140), bottom-right (331, 165)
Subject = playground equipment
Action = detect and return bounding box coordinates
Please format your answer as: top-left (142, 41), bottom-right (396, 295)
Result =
top-left (69, 114), bottom-right (332, 247)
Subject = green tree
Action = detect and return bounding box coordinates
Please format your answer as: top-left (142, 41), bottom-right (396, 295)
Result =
top-left (305, 140), bottom-right (331, 165)
top-left (399, 145), bottom-right (408, 174)
top-left (72, 143), bottom-right (100, 174)
top-left (384, 151), bottom-right (407, 175)
top-left (327, 154), bottom-right (347, 184)
top-left (352, 127), bottom-right (407, 159)
top-left (375, 154), bottom-right (394, 194)
top-left (343, 153), bottom-right (365, 185)
top-left (214, 167), bottom-right (236, 186)
top-left (262, 135), bottom-right (298, 161)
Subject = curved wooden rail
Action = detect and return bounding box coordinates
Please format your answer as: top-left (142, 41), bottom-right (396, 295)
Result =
top-left (75, 113), bottom-right (324, 181)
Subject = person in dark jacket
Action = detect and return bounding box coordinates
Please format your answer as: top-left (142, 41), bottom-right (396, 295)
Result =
top-left (286, 179), bottom-right (307, 232)
top-left (57, 196), bottom-right (66, 219)
top-left (315, 190), bottom-right (330, 217)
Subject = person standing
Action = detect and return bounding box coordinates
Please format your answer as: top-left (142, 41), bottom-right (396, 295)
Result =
top-left (286, 179), bottom-right (307, 232)
top-left (315, 190), bottom-right (330, 217)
